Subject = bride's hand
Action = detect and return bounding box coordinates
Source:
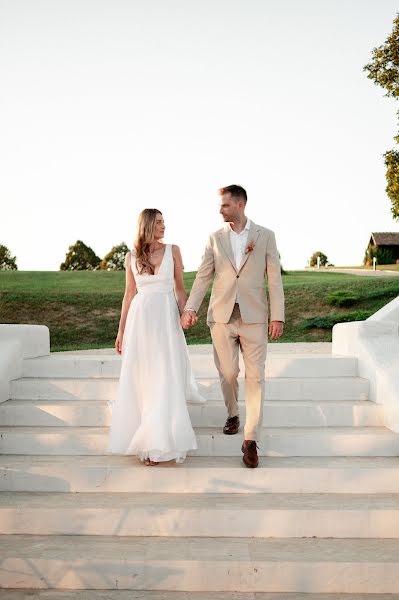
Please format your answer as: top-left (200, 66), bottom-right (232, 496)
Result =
top-left (115, 331), bottom-right (123, 355)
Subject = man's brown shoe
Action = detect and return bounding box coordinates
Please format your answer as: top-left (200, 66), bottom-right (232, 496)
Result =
top-left (241, 440), bottom-right (259, 468)
top-left (223, 416), bottom-right (240, 435)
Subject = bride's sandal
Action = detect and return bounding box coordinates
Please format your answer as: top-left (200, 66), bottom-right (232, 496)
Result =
top-left (144, 458), bottom-right (159, 466)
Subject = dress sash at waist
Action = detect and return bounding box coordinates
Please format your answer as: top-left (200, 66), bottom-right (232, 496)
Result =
top-left (137, 286), bottom-right (174, 294)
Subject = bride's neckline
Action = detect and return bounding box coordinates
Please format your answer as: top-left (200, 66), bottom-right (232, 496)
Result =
top-left (134, 244), bottom-right (167, 276)
top-left (152, 244), bottom-right (167, 276)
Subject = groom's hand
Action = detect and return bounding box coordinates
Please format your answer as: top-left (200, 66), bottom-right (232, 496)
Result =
top-left (181, 310), bottom-right (197, 329)
top-left (269, 320), bottom-right (284, 340)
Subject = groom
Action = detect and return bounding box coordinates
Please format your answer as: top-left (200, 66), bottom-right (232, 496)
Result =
top-left (181, 185), bottom-right (285, 468)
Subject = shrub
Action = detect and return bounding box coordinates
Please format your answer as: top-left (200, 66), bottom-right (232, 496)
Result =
top-left (363, 287), bottom-right (399, 301)
top-left (278, 252), bottom-right (287, 275)
top-left (326, 291), bottom-right (360, 307)
top-left (301, 310), bottom-right (372, 330)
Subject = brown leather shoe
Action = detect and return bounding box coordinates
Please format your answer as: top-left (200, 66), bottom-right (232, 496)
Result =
top-left (241, 440), bottom-right (259, 468)
top-left (223, 416), bottom-right (240, 435)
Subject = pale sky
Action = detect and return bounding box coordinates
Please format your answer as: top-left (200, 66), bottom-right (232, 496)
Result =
top-left (1, 0), bottom-right (399, 271)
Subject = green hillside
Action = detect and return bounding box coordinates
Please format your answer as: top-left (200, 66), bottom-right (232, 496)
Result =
top-left (1, 270), bottom-right (398, 351)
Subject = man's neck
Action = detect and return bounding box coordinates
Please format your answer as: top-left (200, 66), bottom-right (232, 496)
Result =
top-left (230, 216), bottom-right (248, 234)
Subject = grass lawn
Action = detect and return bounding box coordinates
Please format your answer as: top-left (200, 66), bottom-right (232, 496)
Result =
top-left (1, 270), bottom-right (398, 351)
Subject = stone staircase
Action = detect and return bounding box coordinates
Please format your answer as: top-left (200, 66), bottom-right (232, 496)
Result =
top-left (1, 348), bottom-right (399, 597)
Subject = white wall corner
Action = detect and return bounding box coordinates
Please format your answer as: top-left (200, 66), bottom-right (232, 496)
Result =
top-left (0, 324), bottom-right (50, 404)
top-left (0, 324), bottom-right (50, 359)
top-left (332, 314), bottom-right (399, 433)
top-left (367, 295), bottom-right (399, 323)
top-left (0, 340), bottom-right (23, 403)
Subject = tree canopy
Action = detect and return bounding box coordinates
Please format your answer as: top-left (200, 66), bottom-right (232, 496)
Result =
top-left (364, 13), bottom-right (399, 219)
top-left (99, 243), bottom-right (130, 271)
top-left (0, 244), bottom-right (17, 270)
top-left (60, 240), bottom-right (101, 271)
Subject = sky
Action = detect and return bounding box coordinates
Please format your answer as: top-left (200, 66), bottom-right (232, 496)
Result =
top-left (1, 0), bottom-right (399, 271)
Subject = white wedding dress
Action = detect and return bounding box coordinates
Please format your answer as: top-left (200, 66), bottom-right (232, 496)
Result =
top-left (107, 244), bottom-right (204, 463)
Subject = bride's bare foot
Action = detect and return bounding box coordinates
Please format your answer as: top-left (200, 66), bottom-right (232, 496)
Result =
top-left (144, 458), bottom-right (159, 466)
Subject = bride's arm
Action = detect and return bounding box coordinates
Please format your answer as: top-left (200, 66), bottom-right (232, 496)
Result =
top-left (115, 252), bottom-right (137, 353)
top-left (172, 245), bottom-right (187, 315)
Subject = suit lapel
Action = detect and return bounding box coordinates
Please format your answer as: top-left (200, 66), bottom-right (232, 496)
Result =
top-left (218, 229), bottom-right (237, 272)
top-left (237, 222), bottom-right (261, 273)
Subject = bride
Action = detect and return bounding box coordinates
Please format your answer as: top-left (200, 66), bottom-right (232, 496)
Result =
top-left (107, 208), bottom-right (204, 465)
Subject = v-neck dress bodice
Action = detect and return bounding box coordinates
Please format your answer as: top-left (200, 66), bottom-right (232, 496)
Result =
top-left (132, 244), bottom-right (174, 293)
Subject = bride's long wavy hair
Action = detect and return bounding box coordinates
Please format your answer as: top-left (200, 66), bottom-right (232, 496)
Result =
top-left (133, 208), bottom-right (163, 275)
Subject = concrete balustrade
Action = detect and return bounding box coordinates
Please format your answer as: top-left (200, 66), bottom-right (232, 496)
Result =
top-left (0, 325), bottom-right (49, 404)
top-left (333, 297), bottom-right (399, 433)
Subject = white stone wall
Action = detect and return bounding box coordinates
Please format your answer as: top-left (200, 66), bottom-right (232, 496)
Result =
top-left (333, 297), bottom-right (399, 433)
top-left (0, 325), bottom-right (49, 403)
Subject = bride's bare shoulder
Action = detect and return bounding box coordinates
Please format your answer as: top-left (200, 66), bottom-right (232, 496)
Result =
top-left (171, 244), bottom-right (182, 257)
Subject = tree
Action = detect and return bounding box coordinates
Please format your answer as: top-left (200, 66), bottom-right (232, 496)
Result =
top-left (60, 240), bottom-right (101, 271)
top-left (364, 13), bottom-right (399, 219)
top-left (364, 245), bottom-right (394, 266)
top-left (99, 242), bottom-right (130, 271)
top-left (385, 149), bottom-right (399, 219)
top-left (0, 244), bottom-right (17, 270)
top-left (309, 251), bottom-right (330, 267)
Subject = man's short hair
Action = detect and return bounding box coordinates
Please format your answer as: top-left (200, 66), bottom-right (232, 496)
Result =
top-left (218, 185), bottom-right (247, 204)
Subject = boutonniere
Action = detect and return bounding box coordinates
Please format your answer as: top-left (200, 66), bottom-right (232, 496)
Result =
top-left (245, 241), bottom-right (256, 254)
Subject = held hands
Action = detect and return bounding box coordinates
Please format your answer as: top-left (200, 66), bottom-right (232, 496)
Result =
top-left (269, 320), bottom-right (284, 340)
top-left (181, 310), bottom-right (198, 329)
top-left (181, 312), bottom-right (283, 336)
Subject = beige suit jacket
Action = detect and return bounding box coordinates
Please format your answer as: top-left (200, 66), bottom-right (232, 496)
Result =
top-left (185, 221), bottom-right (285, 324)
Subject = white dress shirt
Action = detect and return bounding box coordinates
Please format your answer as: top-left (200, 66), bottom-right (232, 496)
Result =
top-left (227, 218), bottom-right (251, 270)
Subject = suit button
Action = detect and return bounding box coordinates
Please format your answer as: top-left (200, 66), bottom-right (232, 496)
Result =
top-left (236, 275), bottom-right (239, 278)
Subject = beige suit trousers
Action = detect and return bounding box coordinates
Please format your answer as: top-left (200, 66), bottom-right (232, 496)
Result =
top-left (210, 304), bottom-right (267, 441)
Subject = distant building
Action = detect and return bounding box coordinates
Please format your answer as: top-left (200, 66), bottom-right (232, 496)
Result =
top-left (367, 232), bottom-right (399, 263)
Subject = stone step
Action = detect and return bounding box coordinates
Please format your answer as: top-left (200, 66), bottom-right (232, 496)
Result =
top-left (0, 399), bottom-right (383, 427)
top-left (22, 353), bottom-right (358, 379)
top-left (2, 455), bottom-right (399, 493)
top-left (1, 491), bottom-right (399, 538)
top-left (0, 592), bottom-right (397, 600)
top-left (0, 425), bottom-right (397, 456)
top-left (0, 425), bottom-right (396, 457)
top-left (1, 535), bottom-right (399, 592)
top-left (10, 376), bottom-right (369, 402)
